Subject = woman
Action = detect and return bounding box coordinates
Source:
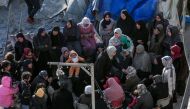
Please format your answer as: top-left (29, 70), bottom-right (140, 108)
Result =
top-left (104, 77), bottom-right (125, 109)
top-left (148, 75), bottom-right (170, 109)
top-left (162, 25), bottom-right (181, 55)
top-left (33, 28), bottom-right (52, 71)
top-left (133, 21), bottom-right (149, 49)
top-left (116, 9), bottom-right (135, 37)
top-left (14, 32), bottom-right (33, 61)
top-left (78, 17), bottom-right (97, 58)
top-left (63, 20), bottom-right (82, 55)
top-left (149, 24), bottom-right (165, 55)
top-left (132, 84), bottom-right (153, 109)
top-left (49, 26), bottom-right (65, 62)
top-left (109, 28), bottom-right (134, 54)
top-left (52, 77), bottom-right (74, 109)
top-left (78, 85), bottom-right (92, 107)
top-left (99, 11), bottom-right (116, 47)
top-left (133, 44), bottom-right (151, 79)
top-left (161, 56), bottom-right (176, 103)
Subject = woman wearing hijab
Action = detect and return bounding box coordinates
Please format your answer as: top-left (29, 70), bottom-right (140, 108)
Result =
top-left (161, 56), bottom-right (176, 104)
top-left (49, 26), bottom-right (65, 62)
top-left (148, 75), bottom-right (170, 108)
top-left (132, 84), bottom-right (153, 109)
top-left (162, 25), bottom-right (181, 55)
top-left (78, 17), bottom-right (97, 59)
top-left (116, 9), bottom-right (135, 37)
top-left (133, 21), bottom-right (149, 49)
top-left (33, 28), bottom-right (52, 71)
top-left (94, 46), bottom-right (117, 85)
top-left (78, 85), bottom-right (92, 107)
top-left (64, 20), bottom-right (82, 55)
top-left (104, 77), bottom-right (125, 109)
top-left (99, 11), bottom-right (116, 47)
top-left (133, 44), bottom-right (151, 79)
top-left (123, 66), bottom-right (140, 92)
top-left (149, 24), bottom-right (165, 55)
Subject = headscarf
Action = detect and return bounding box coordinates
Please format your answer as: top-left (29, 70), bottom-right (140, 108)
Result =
top-left (152, 75), bottom-right (162, 84)
top-left (161, 56), bottom-right (173, 67)
top-left (101, 11), bottom-right (112, 29)
top-left (84, 85), bottom-right (92, 95)
top-left (37, 28), bottom-right (45, 37)
top-left (136, 84), bottom-right (148, 96)
top-left (125, 66), bottom-right (137, 79)
top-left (106, 46), bottom-right (117, 59)
top-left (23, 48), bottom-right (31, 56)
top-left (61, 47), bottom-right (69, 54)
top-left (104, 78), bottom-right (124, 101)
top-left (170, 44), bottom-right (181, 60)
top-left (136, 44), bottom-right (145, 54)
top-left (114, 28), bottom-right (122, 36)
top-left (79, 17), bottom-right (91, 28)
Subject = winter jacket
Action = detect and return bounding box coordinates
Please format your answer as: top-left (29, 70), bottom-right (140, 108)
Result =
top-left (0, 76), bottom-right (18, 108)
top-left (63, 23), bottom-right (80, 42)
top-left (94, 50), bottom-right (112, 80)
top-left (161, 56), bottom-right (176, 96)
top-left (33, 34), bottom-right (52, 56)
top-left (19, 80), bottom-right (31, 105)
top-left (31, 75), bottom-right (47, 94)
top-left (52, 88), bottom-right (74, 109)
top-left (133, 91), bottom-right (153, 109)
top-left (79, 94), bottom-right (91, 107)
top-left (15, 39), bottom-right (33, 61)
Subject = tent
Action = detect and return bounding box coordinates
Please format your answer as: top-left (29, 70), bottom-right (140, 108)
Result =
top-left (0, 0), bottom-right (9, 7)
top-left (85, 0), bottom-right (158, 22)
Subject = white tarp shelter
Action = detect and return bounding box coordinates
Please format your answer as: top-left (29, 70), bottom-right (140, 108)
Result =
top-left (0, 0), bottom-right (9, 7)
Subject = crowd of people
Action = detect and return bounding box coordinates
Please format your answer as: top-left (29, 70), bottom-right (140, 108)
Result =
top-left (0, 9), bottom-right (188, 109)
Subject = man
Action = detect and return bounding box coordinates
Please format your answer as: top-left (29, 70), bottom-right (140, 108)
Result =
top-left (24, 0), bottom-right (41, 23)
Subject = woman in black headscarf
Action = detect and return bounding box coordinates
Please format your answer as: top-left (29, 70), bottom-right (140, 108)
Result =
top-left (116, 9), bottom-right (135, 37)
top-left (33, 28), bottom-right (52, 71)
top-left (133, 21), bottom-right (149, 49)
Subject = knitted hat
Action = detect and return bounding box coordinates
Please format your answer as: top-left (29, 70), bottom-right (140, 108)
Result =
top-left (35, 88), bottom-right (45, 98)
top-left (114, 28), bottom-right (122, 36)
top-left (85, 85), bottom-right (92, 95)
top-left (23, 48), bottom-right (31, 56)
top-left (39, 70), bottom-right (48, 77)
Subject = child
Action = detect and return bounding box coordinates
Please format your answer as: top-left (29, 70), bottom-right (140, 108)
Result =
top-left (0, 76), bottom-right (19, 108)
top-left (19, 72), bottom-right (32, 109)
top-left (60, 47), bottom-right (69, 62)
top-left (20, 48), bottom-right (36, 61)
top-left (66, 50), bottom-right (85, 78)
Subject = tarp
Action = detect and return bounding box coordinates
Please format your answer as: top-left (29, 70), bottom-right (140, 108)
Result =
top-left (63, 0), bottom-right (89, 22)
top-left (0, 0), bottom-right (9, 7)
top-left (86, 0), bottom-right (158, 22)
top-left (158, 0), bottom-right (180, 26)
top-left (40, 0), bottom-right (68, 18)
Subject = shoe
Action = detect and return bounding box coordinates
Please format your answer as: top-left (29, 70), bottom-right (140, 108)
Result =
top-left (75, 75), bottom-right (79, 78)
top-left (27, 17), bottom-right (34, 24)
top-left (68, 75), bottom-right (72, 78)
